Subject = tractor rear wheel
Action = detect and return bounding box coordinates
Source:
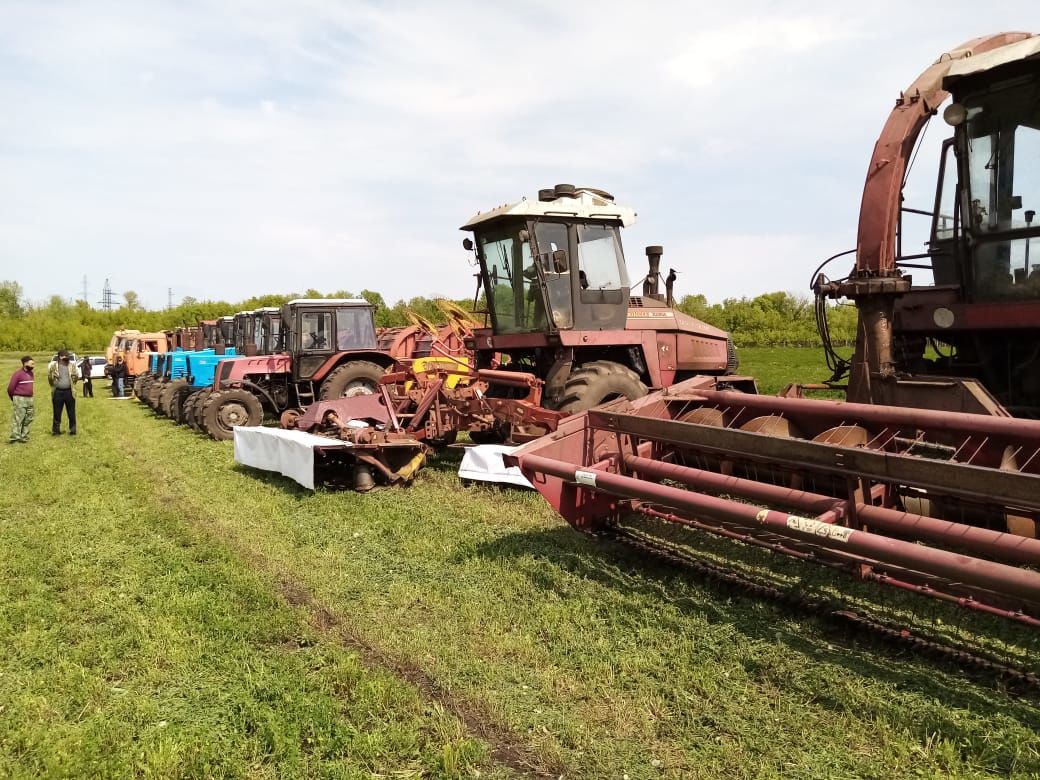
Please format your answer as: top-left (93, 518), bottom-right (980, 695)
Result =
top-left (556, 360), bottom-right (648, 415)
top-left (187, 389), bottom-right (212, 431)
top-left (169, 385), bottom-right (194, 423)
top-left (145, 380), bottom-right (165, 410)
top-left (318, 360), bottom-right (386, 400)
top-left (135, 376), bottom-right (153, 402)
top-left (160, 379), bottom-right (188, 417)
top-left (201, 388), bottom-right (263, 441)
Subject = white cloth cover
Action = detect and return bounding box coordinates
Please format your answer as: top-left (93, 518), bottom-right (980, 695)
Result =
top-left (457, 444), bottom-right (534, 489)
top-left (233, 426), bottom-right (348, 489)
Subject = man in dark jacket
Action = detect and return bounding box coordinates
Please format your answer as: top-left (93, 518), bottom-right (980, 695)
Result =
top-left (47, 349), bottom-right (79, 435)
top-left (109, 356), bottom-right (129, 397)
top-left (79, 356), bottom-right (93, 398)
top-left (7, 355), bottom-right (35, 443)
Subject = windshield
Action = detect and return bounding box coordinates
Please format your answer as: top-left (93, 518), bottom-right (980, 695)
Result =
top-left (336, 307), bottom-right (377, 350)
top-left (577, 224), bottom-right (628, 292)
top-left (479, 223), bottom-right (542, 333)
top-left (964, 81), bottom-right (1040, 299)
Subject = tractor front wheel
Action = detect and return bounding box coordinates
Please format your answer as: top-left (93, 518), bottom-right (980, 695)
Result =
top-left (318, 360), bottom-right (386, 400)
top-left (201, 388), bottom-right (263, 441)
top-left (556, 360), bottom-right (648, 415)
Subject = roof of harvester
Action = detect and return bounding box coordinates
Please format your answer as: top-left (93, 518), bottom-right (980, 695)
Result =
top-left (285, 298), bottom-right (371, 306)
top-left (944, 33), bottom-right (1040, 83)
top-left (461, 186), bottom-right (637, 230)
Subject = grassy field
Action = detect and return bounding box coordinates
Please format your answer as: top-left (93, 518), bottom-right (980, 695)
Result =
top-left (1, 348), bottom-right (1038, 778)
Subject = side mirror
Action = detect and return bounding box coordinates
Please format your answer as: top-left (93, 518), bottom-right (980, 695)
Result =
top-left (552, 249), bottom-right (569, 273)
top-left (519, 229), bottom-right (530, 243)
top-left (462, 237), bottom-right (474, 251)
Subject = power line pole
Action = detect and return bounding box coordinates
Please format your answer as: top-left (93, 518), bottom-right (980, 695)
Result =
top-left (99, 278), bottom-right (115, 311)
top-left (81, 275), bottom-right (89, 304)
top-left (168, 287), bottom-right (173, 309)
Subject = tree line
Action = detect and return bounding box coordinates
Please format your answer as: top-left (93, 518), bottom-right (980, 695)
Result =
top-left (0, 280), bottom-right (855, 353)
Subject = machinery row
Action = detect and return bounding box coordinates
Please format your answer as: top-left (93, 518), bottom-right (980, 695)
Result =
top-left (116, 34), bottom-right (1039, 649)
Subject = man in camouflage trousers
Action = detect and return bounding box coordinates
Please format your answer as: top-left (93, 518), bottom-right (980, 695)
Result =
top-left (7, 355), bottom-right (36, 443)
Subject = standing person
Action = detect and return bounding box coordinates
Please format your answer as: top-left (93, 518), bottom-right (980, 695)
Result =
top-left (7, 356), bottom-right (35, 444)
top-left (79, 356), bottom-right (94, 398)
top-left (110, 355), bottom-right (128, 398)
top-left (48, 349), bottom-right (79, 435)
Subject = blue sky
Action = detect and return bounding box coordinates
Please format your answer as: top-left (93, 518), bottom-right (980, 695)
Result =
top-left (0, 1), bottom-right (1035, 308)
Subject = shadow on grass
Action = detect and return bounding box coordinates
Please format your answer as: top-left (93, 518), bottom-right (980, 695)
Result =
top-left (471, 524), bottom-right (1040, 750)
top-left (230, 463), bottom-right (318, 499)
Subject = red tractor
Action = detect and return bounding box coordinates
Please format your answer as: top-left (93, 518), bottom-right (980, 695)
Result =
top-left (198, 299), bottom-right (403, 440)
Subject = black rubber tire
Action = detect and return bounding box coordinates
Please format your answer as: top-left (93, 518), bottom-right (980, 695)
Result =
top-left (188, 389), bottom-right (212, 431)
top-left (182, 390), bottom-right (202, 427)
top-left (134, 375), bottom-right (153, 401)
top-left (145, 379), bottom-right (165, 410)
top-left (160, 379), bottom-right (188, 417)
top-left (169, 385), bottom-right (195, 424)
top-left (318, 360), bottom-right (386, 401)
top-left (725, 336), bottom-right (739, 374)
top-left (201, 388), bottom-right (263, 441)
top-left (556, 360), bottom-right (648, 414)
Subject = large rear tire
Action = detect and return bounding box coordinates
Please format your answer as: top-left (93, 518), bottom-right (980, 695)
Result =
top-left (135, 375), bottom-right (154, 402)
top-left (201, 388), bottom-right (263, 441)
top-left (188, 388), bottom-right (212, 431)
top-left (145, 379), bottom-right (165, 410)
top-left (556, 360), bottom-right (648, 415)
top-left (318, 360), bottom-right (386, 400)
top-left (159, 379), bottom-right (188, 418)
top-left (169, 385), bottom-right (195, 423)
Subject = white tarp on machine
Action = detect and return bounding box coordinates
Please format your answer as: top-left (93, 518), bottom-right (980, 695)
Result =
top-left (457, 444), bottom-right (533, 489)
top-left (233, 426), bottom-right (349, 490)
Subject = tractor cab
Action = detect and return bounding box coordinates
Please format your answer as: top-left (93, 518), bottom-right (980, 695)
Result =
top-left (279, 299), bottom-right (379, 380)
top-left (200, 320), bottom-right (220, 349)
top-left (462, 185), bottom-right (633, 335)
top-left (251, 307), bottom-right (282, 356)
top-left (216, 316), bottom-right (235, 352)
top-left (231, 311), bottom-right (255, 354)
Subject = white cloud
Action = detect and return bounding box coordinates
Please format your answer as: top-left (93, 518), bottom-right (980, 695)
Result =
top-left (0, 1), bottom-right (1036, 308)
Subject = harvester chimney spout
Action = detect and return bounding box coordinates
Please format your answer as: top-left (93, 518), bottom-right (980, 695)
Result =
top-left (644, 245), bottom-right (663, 298)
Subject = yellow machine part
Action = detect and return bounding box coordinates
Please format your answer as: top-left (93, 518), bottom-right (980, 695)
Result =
top-left (409, 355), bottom-right (472, 389)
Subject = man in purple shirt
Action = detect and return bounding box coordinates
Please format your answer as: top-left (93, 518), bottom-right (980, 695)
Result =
top-left (7, 355), bottom-right (35, 443)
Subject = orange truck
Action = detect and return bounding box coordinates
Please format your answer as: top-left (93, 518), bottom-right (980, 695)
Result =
top-left (108, 331), bottom-right (170, 388)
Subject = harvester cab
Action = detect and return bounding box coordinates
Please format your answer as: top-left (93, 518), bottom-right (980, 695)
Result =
top-left (462, 185), bottom-right (741, 413)
top-left (815, 33), bottom-right (1040, 416)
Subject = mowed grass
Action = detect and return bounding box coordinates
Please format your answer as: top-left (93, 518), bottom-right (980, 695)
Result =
top-left (0, 348), bottom-right (1038, 778)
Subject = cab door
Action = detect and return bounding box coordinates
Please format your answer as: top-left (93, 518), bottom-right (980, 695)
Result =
top-left (295, 309), bottom-right (335, 380)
